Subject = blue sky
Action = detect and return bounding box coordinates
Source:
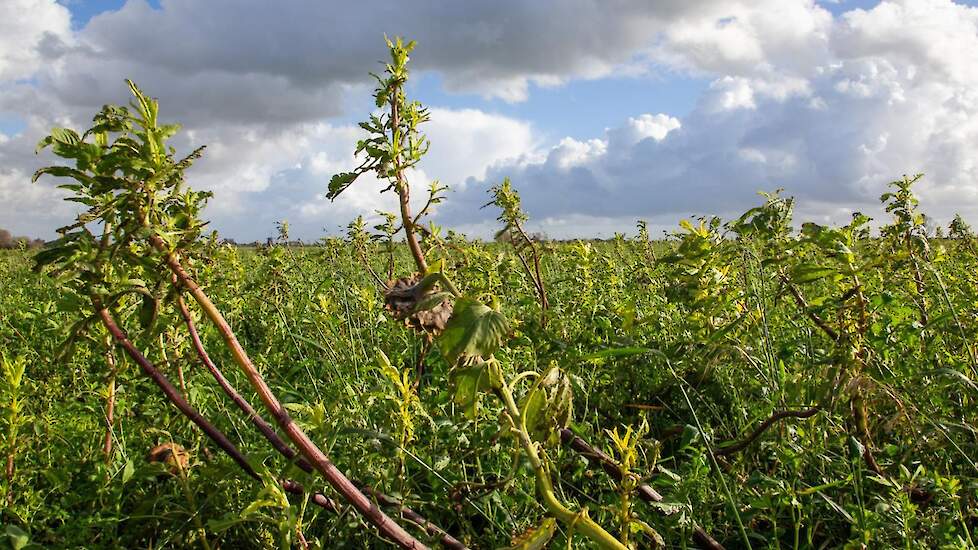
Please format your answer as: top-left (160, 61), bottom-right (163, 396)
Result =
top-left (60, 0), bottom-right (159, 28)
top-left (3, 0), bottom-right (978, 240)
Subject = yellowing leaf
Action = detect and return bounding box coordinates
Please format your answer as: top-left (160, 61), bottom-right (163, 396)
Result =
top-left (500, 517), bottom-right (557, 550)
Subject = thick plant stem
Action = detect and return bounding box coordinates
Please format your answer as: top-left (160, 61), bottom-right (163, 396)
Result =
top-left (359, 484), bottom-right (469, 550)
top-left (95, 304), bottom-right (259, 479)
top-left (97, 308), bottom-right (360, 542)
top-left (177, 293), bottom-right (307, 468)
top-left (102, 338), bottom-right (117, 460)
top-left (152, 237), bottom-right (427, 549)
top-left (390, 85), bottom-right (427, 275)
top-left (494, 384), bottom-right (627, 550)
top-left (99, 303), bottom-right (363, 519)
top-left (177, 295), bottom-right (468, 550)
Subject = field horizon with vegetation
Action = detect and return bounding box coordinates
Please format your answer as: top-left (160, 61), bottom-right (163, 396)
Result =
top-left (2, 38), bottom-right (977, 549)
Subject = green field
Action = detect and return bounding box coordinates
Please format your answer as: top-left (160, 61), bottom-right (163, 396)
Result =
top-left (2, 38), bottom-right (977, 550)
top-left (3, 208), bottom-right (978, 548)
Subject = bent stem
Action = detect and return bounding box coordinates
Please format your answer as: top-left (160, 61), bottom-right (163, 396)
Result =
top-left (493, 379), bottom-right (627, 550)
top-left (177, 293), bottom-right (468, 549)
top-left (152, 236), bottom-right (426, 549)
top-left (389, 76), bottom-right (428, 275)
top-left (95, 303), bottom-right (259, 480)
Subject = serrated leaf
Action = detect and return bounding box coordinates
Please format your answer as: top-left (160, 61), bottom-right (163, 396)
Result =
top-left (327, 171), bottom-right (359, 200)
top-left (438, 297), bottom-right (508, 365)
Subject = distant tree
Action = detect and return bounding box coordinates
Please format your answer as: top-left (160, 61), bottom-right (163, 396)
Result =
top-left (0, 228), bottom-right (45, 249)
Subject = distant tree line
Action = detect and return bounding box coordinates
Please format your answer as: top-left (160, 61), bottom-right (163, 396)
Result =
top-left (0, 228), bottom-right (45, 249)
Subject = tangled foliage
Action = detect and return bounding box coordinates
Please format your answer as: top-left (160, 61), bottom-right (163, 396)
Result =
top-left (1, 38), bottom-right (977, 550)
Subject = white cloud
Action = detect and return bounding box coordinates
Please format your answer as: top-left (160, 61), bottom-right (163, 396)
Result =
top-left (436, 0), bottom-right (978, 236)
top-left (3, 0), bottom-right (978, 240)
top-left (0, 0), bottom-right (71, 81)
top-left (191, 109), bottom-right (538, 241)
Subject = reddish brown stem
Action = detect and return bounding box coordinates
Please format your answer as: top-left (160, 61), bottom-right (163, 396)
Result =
top-left (359, 485), bottom-right (468, 550)
top-left (390, 87), bottom-right (428, 275)
top-left (559, 429), bottom-right (724, 550)
top-left (103, 343), bottom-right (117, 460)
top-left (100, 303), bottom-right (348, 517)
top-left (714, 407), bottom-right (821, 457)
top-left (96, 304), bottom-right (259, 479)
top-left (150, 249), bottom-right (425, 548)
top-left (177, 293), bottom-right (309, 469)
top-left (178, 294), bottom-right (468, 549)
top-left (513, 220), bottom-right (549, 327)
top-left (779, 273), bottom-right (838, 341)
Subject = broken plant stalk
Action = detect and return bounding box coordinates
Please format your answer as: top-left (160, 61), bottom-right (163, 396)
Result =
top-left (151, 236), bottom-right (427, 549)
top-left (176, 293), bottom-right (468, 550)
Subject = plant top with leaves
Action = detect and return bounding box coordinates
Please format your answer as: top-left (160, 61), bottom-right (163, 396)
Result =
top-left (33, 80), bottom-right (434, 549)
top-left (328, 37), bottom-right (444, 274)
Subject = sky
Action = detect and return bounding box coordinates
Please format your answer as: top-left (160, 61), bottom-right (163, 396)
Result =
top-left (2, 0), bottom-right (978, 241)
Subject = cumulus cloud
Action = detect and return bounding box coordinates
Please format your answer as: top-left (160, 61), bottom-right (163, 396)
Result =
top-left (193, 108), bottom-right (537, 241)
top-left (2, 0), bottom-right (977, 240)
top-left (0, 0), bottom-right (71, 82)
top-left (441, 0), bottom-right (978, 237)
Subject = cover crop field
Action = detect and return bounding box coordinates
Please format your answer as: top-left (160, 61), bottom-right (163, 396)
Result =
top-left (1, 39), bottom-right (976, 549)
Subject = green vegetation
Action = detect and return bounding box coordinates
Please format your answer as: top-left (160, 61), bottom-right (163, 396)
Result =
top-left (1, 38), bottom-right (976, 549)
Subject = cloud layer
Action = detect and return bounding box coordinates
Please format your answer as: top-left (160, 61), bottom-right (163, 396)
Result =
top-left (2, 0), bottom-right (977, 240)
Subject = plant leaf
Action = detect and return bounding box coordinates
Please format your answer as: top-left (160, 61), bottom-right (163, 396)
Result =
top-left (438, 297), bottom-right (508, 365)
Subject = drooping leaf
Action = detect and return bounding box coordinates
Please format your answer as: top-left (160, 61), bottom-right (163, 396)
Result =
top-left (438, 297), bottom-right (508, 365)
top-left (327, 171), bottom-right (360, 200)
top-left (521, 367), bottom-right (573, 445)
top-left (450, 361), bottom-right (491, 419)
top-left (138, 293), bottom-right (159, 330)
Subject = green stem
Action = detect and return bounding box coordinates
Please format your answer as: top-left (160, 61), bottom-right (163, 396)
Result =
top-left (494, 382), bottom-right (627, 550)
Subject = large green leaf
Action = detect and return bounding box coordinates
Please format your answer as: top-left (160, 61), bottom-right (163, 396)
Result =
top-left (438, 297), bottom-right (508, 365)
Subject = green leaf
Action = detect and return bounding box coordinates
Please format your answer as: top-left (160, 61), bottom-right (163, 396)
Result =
top-left (327, 172), bottom-right (359, 200)
top-left (31, 166), bottom-right (93, 185)
top-left (789, 263), bottom-right (840, 284)
top-left (521, 367), bottom-right (573, 445)
top-left (411, 291), bottom-right (452, 314)
top-left (122, 459), bottom-right (135, 484)
top-left (138, 294), bottom-right (159, 330)
top-left (50, 127), bottom-right (80, 146)
top-left (437, 297), bottom-right (508, 365)
top-left (449, 362), bottom-right (491, 419)
top-left (3, 525), bottom-right (29, 550)
top-left (521, 386), bottom-right (546, 440)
